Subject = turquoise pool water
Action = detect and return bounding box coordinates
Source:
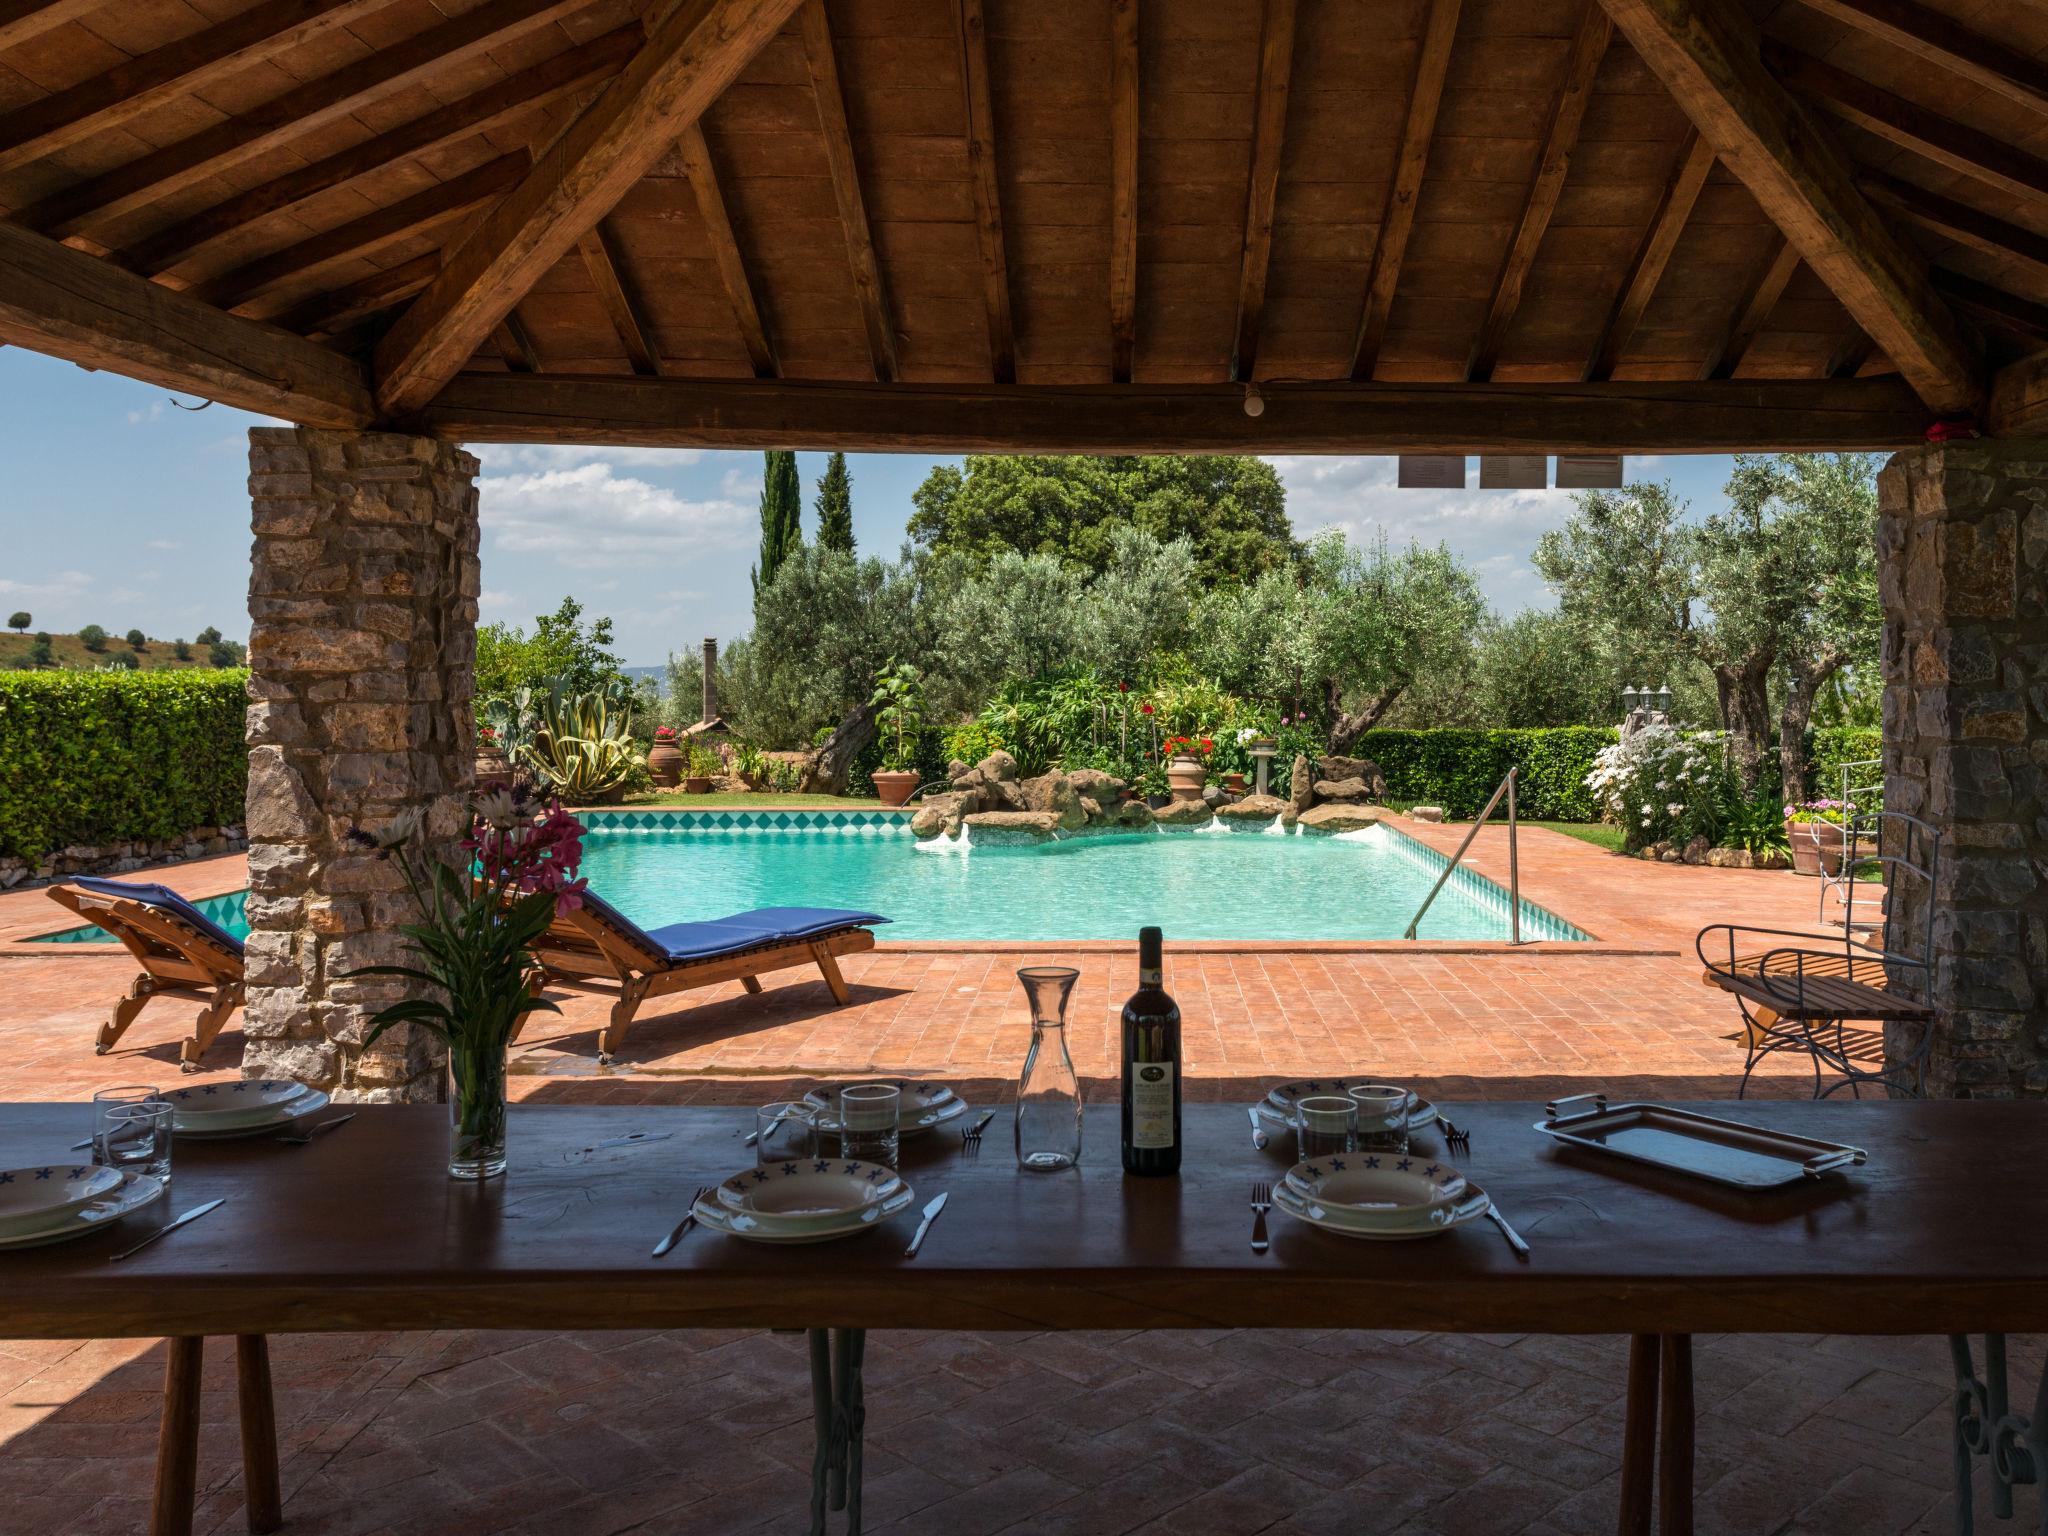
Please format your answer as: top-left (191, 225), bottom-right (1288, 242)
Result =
top-left (30, 812), bottom-right (1587, 944)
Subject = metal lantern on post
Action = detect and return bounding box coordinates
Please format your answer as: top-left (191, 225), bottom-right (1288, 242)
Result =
top-left (1651, 684), bottom-right (1673, 720)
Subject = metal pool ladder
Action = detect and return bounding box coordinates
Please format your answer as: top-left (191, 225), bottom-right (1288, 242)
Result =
top-left (1404, 767), bottom-right (1522, 943)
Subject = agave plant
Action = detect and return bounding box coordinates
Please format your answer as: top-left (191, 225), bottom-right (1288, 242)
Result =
top-left (523, 680), bottom-right (637, 800)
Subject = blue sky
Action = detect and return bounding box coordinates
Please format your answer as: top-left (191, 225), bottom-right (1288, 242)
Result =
top-left (0, 345), bottom-right (1742, 666)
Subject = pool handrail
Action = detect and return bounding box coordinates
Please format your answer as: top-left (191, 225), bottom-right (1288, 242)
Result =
top-left (1402, 768), bottom-right (1522, 944)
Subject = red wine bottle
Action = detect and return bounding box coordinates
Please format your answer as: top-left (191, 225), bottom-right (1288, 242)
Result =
top-left (1120, 926), bottom-right (1182, 1176)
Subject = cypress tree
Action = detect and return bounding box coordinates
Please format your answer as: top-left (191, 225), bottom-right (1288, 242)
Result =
top-left (815, 451), bottom-right (855, 555)
top-left (752, 450), bottom-right (804, 598)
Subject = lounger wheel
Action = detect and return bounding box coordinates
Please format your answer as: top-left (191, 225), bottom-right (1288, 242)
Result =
top-left (180, 1061), bottom-right (201, 1075)
top-left (94, 1043), bottom-right (109, 1056)
top-left (598, 1051), bottom-right (615, 1066)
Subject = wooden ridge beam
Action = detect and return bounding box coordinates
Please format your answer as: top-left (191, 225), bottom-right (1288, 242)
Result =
top-left (16, 0), bottom-right (591, 240)
top-left (0, 0), bottom-right (391, 177)
top-left (1702, 234), bottom-right (1800, 379)
top-left (1864, 175), bottom-right (2048, 282)
top-left (954, 0), bottom-right (1013, 383)
top-left (1468, 5), bottom-right (1611, 382)
top-left (799, 0), bottom-right (896, 382)
top-left (412, 373), bottom-right (1933, 454)
top-left (1772, 45), bottom-right (2048, 210)
top-left (1586, 129), bottom-right (1715, 380)
top-left (0, 219), bottom-right (371, 426)
top-left (276, 251), bottom-right (441, 340)
top-left (1109, 0), bottom-right (1138, 382)
top-left (1792, 0), bottom-right (2048, 119)
top-left (1230, 0), bottom-right (1298, 382)
top-left (374, 0), bottom-right (801, 417)
top-left (0, 1), bottom-right (111, 55)
top-left (578, 220), bottom-right (661, 375)
top-left (674, 123), bottom-right (775, 378)
top-left (1595, 0), bottom-right (1981, 417)
top-left (1932, 268), bottom-right (2048, 342)
top-left (1350, 0), bottom-right (1461, 381)
top-left (120, 25), bottom-right (641, 278)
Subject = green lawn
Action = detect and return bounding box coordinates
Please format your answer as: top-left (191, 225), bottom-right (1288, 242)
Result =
top-left (1524, 819), bottom-right (1624, 851)
top-left (610, 791), bottom-right (892, 809)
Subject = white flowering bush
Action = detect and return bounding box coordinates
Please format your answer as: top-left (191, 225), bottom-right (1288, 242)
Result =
top-left (1585, 724), bottom-right (1730, 853)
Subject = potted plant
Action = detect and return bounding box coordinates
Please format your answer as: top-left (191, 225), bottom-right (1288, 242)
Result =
top-left (1784, 800), bottom-right (1853, 876)
top-left (1132, 761), bottom-right (1171, 808)
top-left (474, 723), bottom-right (510, 784)
top-left (682, 743), bottom-right (718, 794)
top-left (646, 725), bottom-right (684, 788)
top-left (1162, 736), bottom-right (1214, 802)
top-left (732, 741), bottom-right (766, 789)
top-left (868, 660), bottom-right (926, 807)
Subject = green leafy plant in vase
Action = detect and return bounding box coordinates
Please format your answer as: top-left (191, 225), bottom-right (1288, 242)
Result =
top-left (869, 659), bottom-right (927, 806)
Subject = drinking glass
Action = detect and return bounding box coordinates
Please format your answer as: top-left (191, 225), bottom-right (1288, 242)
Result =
top-left (98, 1102), bottom-right (173, 1181)
top-left (756, 1101), bottom-right (819, 1166)
top-left (837, 1084), bottom-right (900, 1168)
top-left (1293, 1095), bottom-right (1357, 1162)
top-left (1347, 1085), bottom-right (1411, 1155)
top-left (1015, 966), bottom-right (1082, 1172)
top-left (90, 1086), bottom-right (162, 1167)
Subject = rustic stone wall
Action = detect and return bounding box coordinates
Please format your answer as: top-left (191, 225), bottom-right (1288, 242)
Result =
top-left (241, 428), bottom-right (479, 1101)
top-left (0, 824), bottom-right (246, 891)
top-left (1879, 441), bottom-right (2048, 1097)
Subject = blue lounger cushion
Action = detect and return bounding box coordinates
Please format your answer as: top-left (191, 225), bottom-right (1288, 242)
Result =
top-left (69, 876), bottom-right (244, 957)
top-left (576, 888), bottom-right (888, 966)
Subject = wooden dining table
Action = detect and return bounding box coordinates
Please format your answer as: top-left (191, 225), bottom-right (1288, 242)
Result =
top-left (2, 1099), bottom-right (2045, 1536)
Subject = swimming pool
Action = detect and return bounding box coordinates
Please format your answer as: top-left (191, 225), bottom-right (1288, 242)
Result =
top-left (29, 811), bottom-right (1588, 944)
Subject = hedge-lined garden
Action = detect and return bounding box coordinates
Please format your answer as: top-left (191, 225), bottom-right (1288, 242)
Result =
top-left (0, 670), bottom-right (247, 860)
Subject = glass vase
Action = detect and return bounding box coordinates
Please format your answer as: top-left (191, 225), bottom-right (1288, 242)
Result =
top-left (1015, 966), bottom-right (1082, 1172)
top-left (448, 1043), bottom-right (509, 1180)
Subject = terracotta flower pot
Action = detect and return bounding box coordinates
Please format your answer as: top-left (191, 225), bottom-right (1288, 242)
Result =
top-left (871, 769), bottom-right (920, 807)
top-left (1166, 755), bottom-right (1207, 802)
top-left (681, 775), bottom-right (713, 795)
top-left (1786, 821), bottom-right (1845, 876)
top-left (1223, 771), bottom-right (1247, 794)
top-left (646, 739), bottom-right (684, 788)
top-left (474, 746), bottom-right (510, 785)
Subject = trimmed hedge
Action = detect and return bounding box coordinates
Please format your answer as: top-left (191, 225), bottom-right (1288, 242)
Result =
top-left (1352, 727), bottom-right (1615, 821)
top-left (0, 670), bottom-right (247, 861)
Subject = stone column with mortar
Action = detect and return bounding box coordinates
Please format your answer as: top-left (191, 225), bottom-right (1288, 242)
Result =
top-left (1879, 441), bottom-right (2048, 1097)
top-left (241, 428), bottom-right (480, 1100)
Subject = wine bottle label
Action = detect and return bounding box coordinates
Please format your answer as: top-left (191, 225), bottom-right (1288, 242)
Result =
top-left (1139, 967), bottom-right (1162, 987)
top-left (1130, 1062), bottom-right (1176, 1149)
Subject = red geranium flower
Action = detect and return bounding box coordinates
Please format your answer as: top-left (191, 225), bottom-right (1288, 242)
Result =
top-left (1199, 737), bottom-right (1214, 752)
top-left (1140, 703), bottom-right (1154, 715)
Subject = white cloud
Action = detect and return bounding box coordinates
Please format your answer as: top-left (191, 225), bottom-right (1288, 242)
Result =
top-left (476, 444), bottom-right (708, 473)
top-left (0, 569), bottom-right (94, 601)
top-left (126, 402), bottom-right (164, 426)
top-left (479, 460), bottom-right (752, 569)
top-left (145, 538), bottom-right (181, 551)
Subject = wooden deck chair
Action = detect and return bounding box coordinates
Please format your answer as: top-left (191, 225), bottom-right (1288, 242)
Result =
top-left (45, 877), bottom-right (246, 1071)
top-left (524, 889), bottom-right (888, 1061)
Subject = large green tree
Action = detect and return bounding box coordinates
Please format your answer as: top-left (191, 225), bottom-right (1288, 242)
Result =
top-left (752, 449), bottom-right (804, 600)
top-left (815, 451), bottom-right (855, 555)
top-left (908, 455), bottom-right (1295, 586)
top-left (474, 597), bottom-right (626, 702)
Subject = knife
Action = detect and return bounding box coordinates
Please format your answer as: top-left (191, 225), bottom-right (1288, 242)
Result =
top-left (651, 1187), bottom-right (711, 1259)
top-left (903, 1192), bottom-right (948, 1258)
top-left (1486, 1206), bottom-right (1531, 1258)
top-left (1246, 1105), bottom-right (1269, 1151)
top-left (110, 1198), bottom-right (224, 1263)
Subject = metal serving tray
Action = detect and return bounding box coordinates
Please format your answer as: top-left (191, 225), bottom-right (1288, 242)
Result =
top-left (1533, 1094), bottom-right (1867, 1191)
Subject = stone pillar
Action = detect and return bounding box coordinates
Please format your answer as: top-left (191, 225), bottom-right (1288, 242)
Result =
top-left (242, 428), bottom-right (480, 1101)
top-left (1878, 441), bottom-right (2048, 1097)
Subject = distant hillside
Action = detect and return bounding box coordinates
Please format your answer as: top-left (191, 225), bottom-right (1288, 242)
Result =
top-left (0, 628), bottom-right (244, 673)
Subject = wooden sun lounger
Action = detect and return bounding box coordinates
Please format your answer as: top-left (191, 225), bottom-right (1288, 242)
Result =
top-left (46, 880), bottom-right (245, 1070)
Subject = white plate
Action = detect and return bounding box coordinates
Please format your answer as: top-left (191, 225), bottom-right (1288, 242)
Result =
top-left (805, 1082), bottom-right (965, 1138)
top-left (1272, 1176), bottom-right (1490, 1241)
top-left (716, 1158), bottom-right (905, 1219)
top-left (692, 1182), bottom-right (915, 1244)
top-left (1253, 1089), bottom-right (1438, 1133)
top-left (0, 1172), bottom-right (167, 1250)
top-left (165, 1079), bottom-right (308, 1131)
top-left (1282, 1154), bottom-right (1469, 1228)
top-left (173, 1090), bottom-right (331, 1140)
top-left (0, 1163), bottom-right (124, 1234)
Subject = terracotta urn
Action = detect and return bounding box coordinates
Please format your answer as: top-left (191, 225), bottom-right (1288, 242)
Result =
top-left (681, 774), bottom-right (713, 795)
top-left (1166, 754), bottom-right (1207, 803)
top-left (1223, 771), bottom-right (1248, 794)
top-left (474, 743), bottom-right (511, 785)
top-left (1787, 821), bottom-right (1846, 876)
top-left (871, 769), bottom-right (920, 807)
top-left (646, 735), bottom-right (684, 788)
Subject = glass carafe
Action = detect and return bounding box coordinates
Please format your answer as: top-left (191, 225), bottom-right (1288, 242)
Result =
top-left (1015, 966), bottom-right (1083, 1171)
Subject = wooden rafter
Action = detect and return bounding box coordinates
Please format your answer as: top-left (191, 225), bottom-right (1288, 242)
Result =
top-left (1230, 0), bottom-right (1298, 382)
top-left (121, 26), bottom-right (643, 279)
top-left (955, 0), bottom-right (1014, 383)
top-left (673, 124), bottom-right (776, 379)
top-left (1468, 5), bottom-right (1611, 382)
top-left (1932, 269), bottom-right (2048, 342)
top-left (800, 0), bottom-right (897, 383)
top-left (1595, 0), bottom-right (1982, 417)
top-left (1109, 0), bottom-right (1139, 382)
top-left (1825, 330), bottom-right (1875, 377)
top-left (0, 0), bottom-right (110, 55)
top-left (1793, 0), bottom-right (2048, 119)
top-left (1988, 346), bottom-right (2048, 436)
top-left (16, 0), bottom-right (591, 241)
top-left (373, 0), bottom-right (804, 417)
top-left (1585, 129), bottom-right (1715, 381)
top-left (496, 311), bottom-right (544, 374)
top-left (1864, 175), bottom-right (2048, 283)
top-left (277, 252), bottom-right (441, 341)
top-left (1703, 234), bottom-right (1800, 379)
top-left (417, 373), bottom-right (1932, 453)
top-left (1350, 0), bottom-right (1462, 381)
top-left (1773, 47), bottom-right (2048, 210)
top-left (578, 221), bottom-right (661, 376)
top-left (0, 221), bottom-right (371, 426)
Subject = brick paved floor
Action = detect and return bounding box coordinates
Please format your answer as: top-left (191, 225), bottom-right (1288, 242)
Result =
top-left (2, 824), bottom-right (2002, 1535)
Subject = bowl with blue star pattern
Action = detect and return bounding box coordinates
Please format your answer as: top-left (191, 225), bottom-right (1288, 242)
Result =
top-left (1282, 1154), bottom-right (1470, 1228)
top-left (701, 1161), bottom-right (916, 1241)
top-left (0, 1163), bottom-right (124, 1235)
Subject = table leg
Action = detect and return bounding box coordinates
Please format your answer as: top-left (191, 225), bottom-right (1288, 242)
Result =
top-left (1617, 1335), bottom-right (1658, 1536)
top-left (805, 1328), bottom-right (870, 1536)
top-left (235, 1335), bottom-right (282, 1534)
top-left (152, 1336), bottom-right (204, 1536)
top-left (808, 1329), bottom-right (835, 1536)
top-left (1658, 1334), bottom-right (1695, 1536)
top-left (837, 1329), bottom-right (867, 1535)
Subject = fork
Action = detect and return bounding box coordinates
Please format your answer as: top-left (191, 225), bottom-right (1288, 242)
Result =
top-left (961, 1110), bottom-right (994, 1157)
top-left (1250, 1181), bottom-right (1272, 1254)
top-left (276, 1112), bottom-right (355, 1146)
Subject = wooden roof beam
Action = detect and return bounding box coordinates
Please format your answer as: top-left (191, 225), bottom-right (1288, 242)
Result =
top-left (495, 310), bottom-right (544, 374)
top-left (276, 251), bottom-right (441, 341)
top-left (120, 25), bottom-right (643, 278)
top-left (1595, 0), bottom-right (1982, 417)
top-left (955, 0), bottom-right (1014, 383)
top-left (17, 0), bottom-right (593, 241)
top-left (799, 0), bottom-right (897, 383)
top-left (1468, 5), bottom-right (1610, 382)
top-left (1792, 0), bottom-right (2048, 119)
top-left (673, 123), bottom-right (776, 378)
top-left (1932, 269), bottom-right (2048, 344)
top-left (0, 1), bottom-right (112, 55)
top-left (1585, 129), bottom-right (1715, 381)
top-left (1109, 0), bottom-right (1138, 382)
top-left (373, 0), bottom-right (804, 417)
top-left (1864, 175), bottom-right (2048, 283)
top-left (1350, 0), bottom-right (1461, 381)
top-left (0, 0), bottom-right (392, 177)
top-left (1702, 234), bottom-right (1800, 379)
top-left (578, 220), bottom-right (661, 376)
top-left (0, 220), bottom-right (371, 426)
top-left (1989, 346), bottom-right (2048, 435)
top-left (1230, 0), bottom-right (1297, 382)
